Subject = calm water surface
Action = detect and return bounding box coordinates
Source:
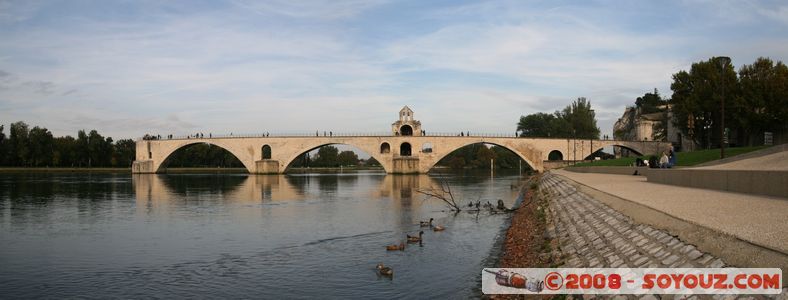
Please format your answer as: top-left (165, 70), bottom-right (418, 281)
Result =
top-left (0, 171), bottom-right (523, 299)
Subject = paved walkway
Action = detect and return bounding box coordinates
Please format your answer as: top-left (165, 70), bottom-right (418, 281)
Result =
top-left (553, 169), bottom-right (788, 254)
top-left (542, 173), bottom-right (725, 269)
top-left (694, 150), bottom-right (788, 171)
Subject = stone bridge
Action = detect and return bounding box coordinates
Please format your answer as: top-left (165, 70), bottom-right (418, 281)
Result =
top-left (132, 135), bottom-right (668, 174)
top-left (132, 106), bottom-right (669, 174)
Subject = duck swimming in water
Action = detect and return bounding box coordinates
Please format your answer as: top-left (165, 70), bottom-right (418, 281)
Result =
top-left (407, 231), bottom-right (424, 243)
top-left (385, 242), bottom-right (405, 251)
top-left (419, 218), bottom-right (433, 227)
top-left (376, 263), bottom-right (393, 276)
top-left (432, 225), bottom-right (445, 232)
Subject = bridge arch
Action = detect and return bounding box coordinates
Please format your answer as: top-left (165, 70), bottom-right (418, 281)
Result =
top-left (154, 140), bottom-right (254, 173)
top-left (281, 142), bottom-right (391, 173)
top-left (548, 150), bottom-right (564, 161)
top-left (425, 140), bottom-right (538, 172)
top-left (591, 143), bottom-right (646, 158)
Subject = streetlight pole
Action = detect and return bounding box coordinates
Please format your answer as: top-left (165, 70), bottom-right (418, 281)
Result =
top-left (590, 109), bottom-right (595, 162)
top-left (717, 56), bottom-right (731, 159)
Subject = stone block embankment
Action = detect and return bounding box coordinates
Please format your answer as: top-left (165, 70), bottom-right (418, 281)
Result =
top-left (541, 173), bottom-right (724, 269)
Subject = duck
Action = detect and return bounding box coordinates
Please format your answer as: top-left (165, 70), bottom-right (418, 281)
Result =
top-left (376, 263), bottom-right (393, 276)
top-left (386, 242), bottom-right (405, 251)
top-left (407, 231), bottom-right (424, 243)
top-left (475, 201), bottom-right (480, 209)
top-left (419, 218), bottom-right (433, 227)
top-left (433, 225), bottom-right (445, 232)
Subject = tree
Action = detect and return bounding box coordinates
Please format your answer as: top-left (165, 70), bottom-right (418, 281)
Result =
top-left (164, 143), bottom-right (243, 168)
top-left (113, 139), bottom-right (136, 167)
top-left (471, 146), bottom-right (496, 169)
top-left (312, 145), bottom-right (339, 167)
top-left (447, 156), bottom-right (465, 170)
top-left (491, 146), bottom-right (522, 169)
top-left (28, 126), bottom-right (54, 166)
top-left (87, 130), bottom-right (113, 167)
top-left (559, 97), bottom-right (600, 139)
top-left (0, 125), bottom-right (6, 165)
top-left (670, 57), bottom-right (739, 148)
top-left (337, 150), bottom-right (359, 166)
top-left (364, 156), bottom-right (380, 166)
top-left (9, 121), bottom-right (30, 166)
top-left (517, 98), bottom-right (599, 139)
top-left (53, 136), bottom-right (77, 167)
top-left (738, 57), bottom-right (788, 145)
top-left (517, 113), bottom-right (570, 138)
top-left (635, 89), bottom-right (668, 114)
top-left (76, 130), bottom-right (89, 167)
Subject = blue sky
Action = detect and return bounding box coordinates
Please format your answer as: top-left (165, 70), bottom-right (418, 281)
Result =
top-left (1, 0), bottom-right (787, 140)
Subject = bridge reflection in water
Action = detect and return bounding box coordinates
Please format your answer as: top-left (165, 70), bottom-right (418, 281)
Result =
top-left (132, 172), bottom-right (521, 232)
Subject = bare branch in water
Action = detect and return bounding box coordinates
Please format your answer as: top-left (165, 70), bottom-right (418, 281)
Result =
top-left (416, 171), bottom-right (461, 211)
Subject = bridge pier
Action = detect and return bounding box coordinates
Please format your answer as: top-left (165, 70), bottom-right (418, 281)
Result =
top-left (255, 160), bottom-right (280, 174)
top-left (132, 160), bottom-right (155, 173)
top-left (392, 157), bottom-right (420, 174)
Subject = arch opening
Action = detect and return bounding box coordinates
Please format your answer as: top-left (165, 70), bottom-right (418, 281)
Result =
top-left (431, 142), bottom-right (534, 172)
top-left (284, 143), bottom-right (385, 173)
top-left (159, 142), bottom-right (247, 172)
top-left (548, 150), bottom-right (563, 161)
top-left (583, 148), bottom-right (616, 161)
top-left (380, 142), bottom-right (391, 154)
top-left (609, 145), bottom-right (644, 158)
top-left (584, 144), bottom-right (645, 162)
top-left (400, 125), bottom-right (413, 136)
top-left (400, 142), bottom-right (412, 156)
top-left (262, 145), bottom-right (272, 159)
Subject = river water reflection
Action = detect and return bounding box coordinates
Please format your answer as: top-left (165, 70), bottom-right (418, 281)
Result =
top-left (0, 171), bottom-right (523, 298)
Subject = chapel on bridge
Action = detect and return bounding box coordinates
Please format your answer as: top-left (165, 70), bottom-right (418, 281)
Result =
top-left (391, 106), bottom-right (422, 136)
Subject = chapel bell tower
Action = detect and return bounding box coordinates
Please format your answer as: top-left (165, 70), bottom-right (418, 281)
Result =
top-left (391, 106), bottom-right (422, 136)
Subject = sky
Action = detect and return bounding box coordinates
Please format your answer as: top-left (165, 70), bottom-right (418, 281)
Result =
top-left (1, 0), bottom-right (787, 141)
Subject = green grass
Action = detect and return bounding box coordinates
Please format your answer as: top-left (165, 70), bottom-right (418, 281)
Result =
top-left (572, 146), bottom-right (768, 167)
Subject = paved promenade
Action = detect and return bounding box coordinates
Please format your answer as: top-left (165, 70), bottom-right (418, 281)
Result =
top-left (553, 169), bottom-right (788, 254)
top-left (695, 150), bottom-right (788, 171)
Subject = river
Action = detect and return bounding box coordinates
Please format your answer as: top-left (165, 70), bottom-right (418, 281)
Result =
top-left (0, 171), bottom-right (523, 298)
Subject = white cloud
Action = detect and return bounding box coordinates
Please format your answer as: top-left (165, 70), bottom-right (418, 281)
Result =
top-left (229, 0), bottom-right (387, 19)
top-left (1, 0), bottom-right (787, 140)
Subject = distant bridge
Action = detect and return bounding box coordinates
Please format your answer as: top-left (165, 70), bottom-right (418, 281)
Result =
top-left (132, 106), bottom-right (669, 174)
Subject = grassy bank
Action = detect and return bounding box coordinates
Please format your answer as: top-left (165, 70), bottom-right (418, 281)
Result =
top-left (573, 146), bottom-right (767, 167)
